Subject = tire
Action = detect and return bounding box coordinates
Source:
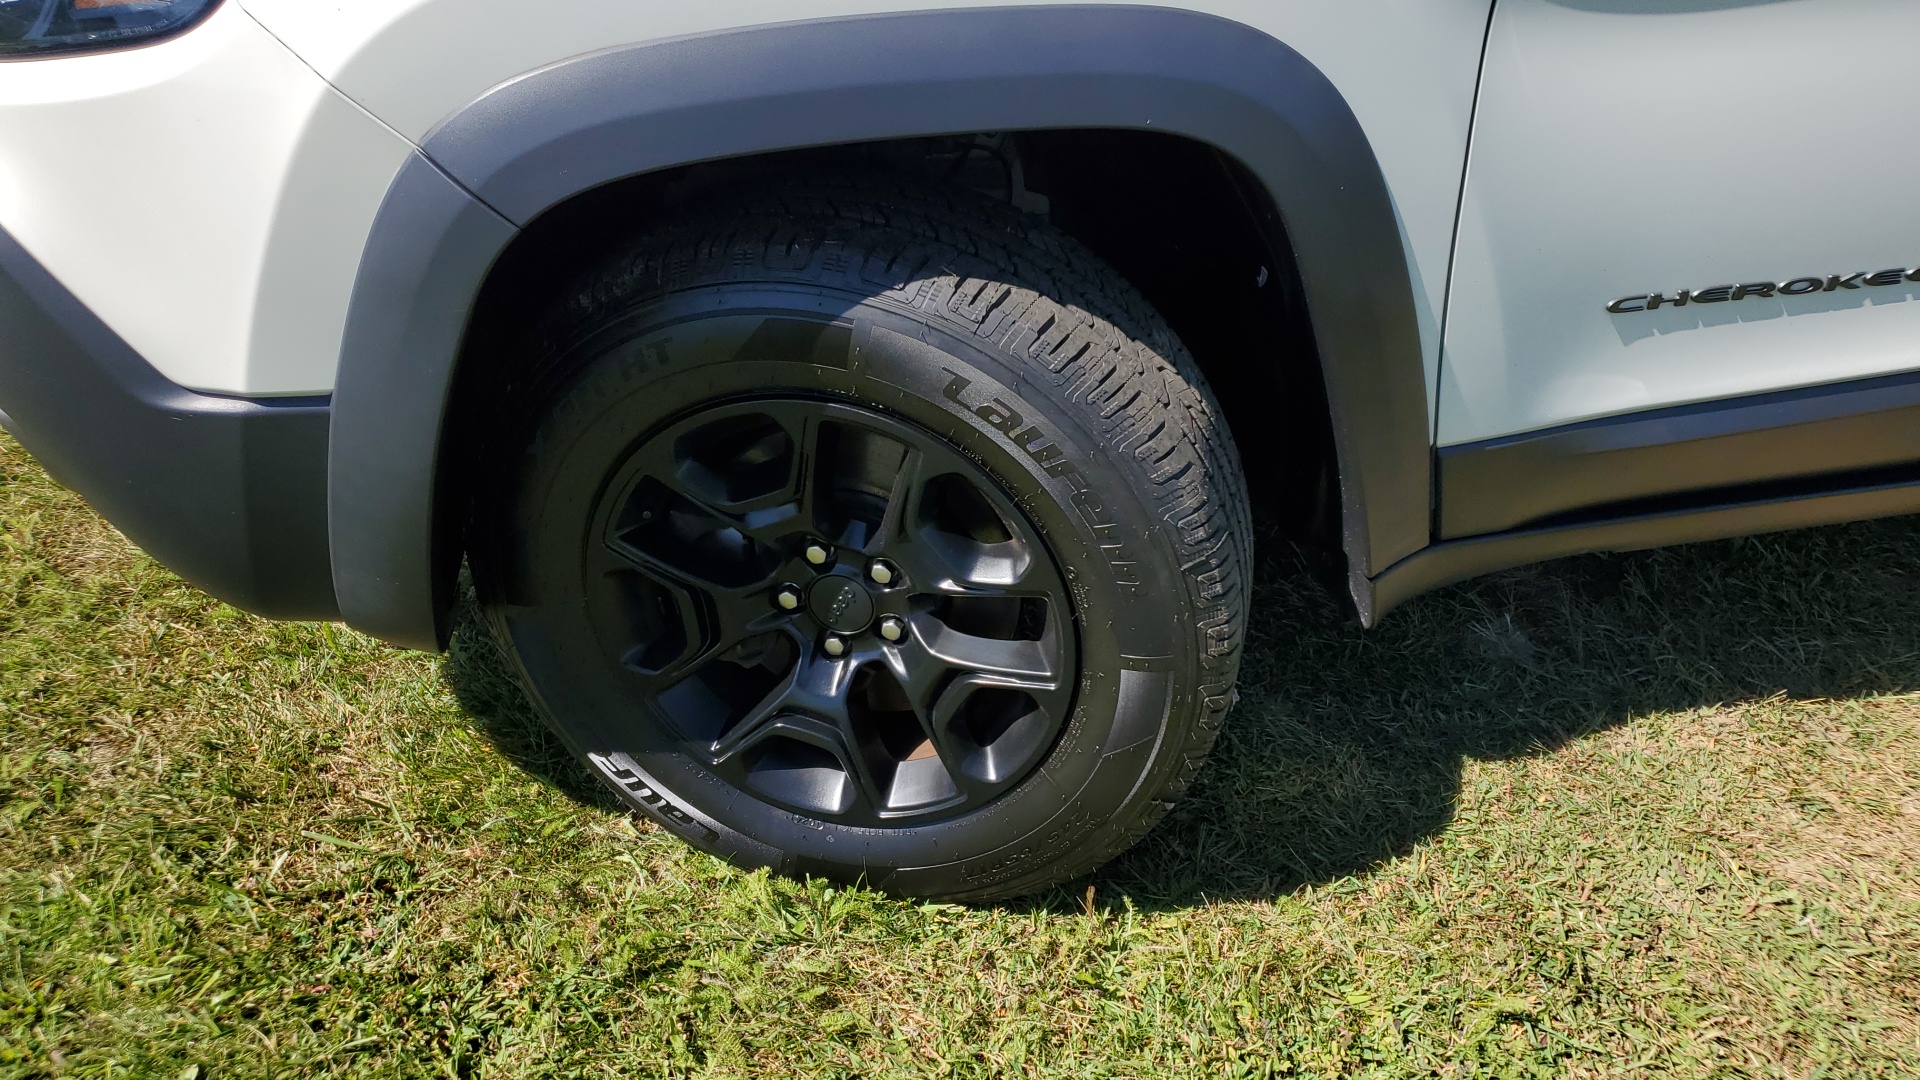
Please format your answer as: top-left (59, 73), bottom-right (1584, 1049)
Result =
top-left (475, 174), bottom-right (1252, 900)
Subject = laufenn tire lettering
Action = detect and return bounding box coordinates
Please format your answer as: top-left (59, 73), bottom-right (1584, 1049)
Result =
top-left (941, 371), bottom-right (1144, 594)
top-left (588, 753), bottom-right (716, 841)
top-left (1607, 266), bottom-right (1920, 313)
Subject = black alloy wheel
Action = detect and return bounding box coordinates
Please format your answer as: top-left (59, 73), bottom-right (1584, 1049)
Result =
top-left (585, 396), bottom-right (1077, 826)
top-left (478, 174), bottom-right (1252, 899)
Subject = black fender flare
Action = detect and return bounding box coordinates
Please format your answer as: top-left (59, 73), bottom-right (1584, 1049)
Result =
top-left (331, 4), bottom-right (1432, 649)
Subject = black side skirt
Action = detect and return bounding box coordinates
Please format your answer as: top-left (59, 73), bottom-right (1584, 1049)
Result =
top-left (1354, 372), bottom-right (1920, 624)
top-left (1371, 472), bottom-right (1920, 623)
top-left (1439, 369), bottom-right (1920, 539)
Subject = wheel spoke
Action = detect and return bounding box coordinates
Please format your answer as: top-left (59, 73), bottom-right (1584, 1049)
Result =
top-left (879, 637), bottom-right (951, 722)
top-left (606, 403), bottom-right (827, 575)
top-left (580, 538), bottom-right (703, 672)
top-left (694, 405), bottom-right (824, 544)
top-left (597, 538), bottom-right (787, 679)
top-left (886, 451), bottom-right (1045, 591)
top-left (847, 646), bottom-right (968, 813)
top-left (665, 403), bottom-right (811, 516)
top-left (804, 410), bottom-right (945, 554)
top-left (719, 713), bottom-right (865, 818)
top-left (873, 617), bottom-right (1070, 805)
top-left (705, 656), bottom-right (804, 760)
top-left (867, 446), bottom-right (929, 556)
top-left (860, 444), bottom-right (1002, 593)
top-left (924, 672), bottom-right (1066, 794)
top-left (782, 653), bottom-right (904, 812)
top-left (710, 652), bottom-right (901, 817)
top-left (784, 408), bottom-right (828, 519)
top-left (912, 613), bottom-right (1063, 685)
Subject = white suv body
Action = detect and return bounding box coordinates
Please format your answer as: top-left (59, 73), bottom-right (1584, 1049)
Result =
top-left (11, 2), bottom-right (1919, 431)
top-left (0, 0), bottom-right (1487, 400)
top-left (4, 0), bottom-right (1917, 896)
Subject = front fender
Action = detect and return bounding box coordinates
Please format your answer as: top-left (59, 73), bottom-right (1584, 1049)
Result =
top-left (330, 5), bottom-right (1432, 648)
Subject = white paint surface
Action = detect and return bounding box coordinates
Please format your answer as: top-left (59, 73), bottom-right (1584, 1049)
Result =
top-left (238, 0), bottom-right (1490, 409)
top-left (0, 4), bottom-right (412, 394)
top-left (1440, 0), bottom-right (1920, 445)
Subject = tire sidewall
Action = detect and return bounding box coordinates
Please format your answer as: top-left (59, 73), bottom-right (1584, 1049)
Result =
top-left (493, 283), bottom-right (1205, 895)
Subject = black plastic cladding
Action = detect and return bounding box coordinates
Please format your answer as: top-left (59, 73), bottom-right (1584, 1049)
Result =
top-left (330, 155), bottom-right (516, 648)
top-left (1439, 368), bottom-right (1920, 539)
top-left (1372, 473), bottom-right (1920, 622)
top-left (329, 5), bottom-right (1433, 650)
top-left (1367, 368), bottom-right (1920, 622)
top-left (0, 225), bottom-right (336, 619)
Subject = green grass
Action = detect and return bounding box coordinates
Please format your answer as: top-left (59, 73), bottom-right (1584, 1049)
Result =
top-left (2, 428), bottom-right (1917, 1079)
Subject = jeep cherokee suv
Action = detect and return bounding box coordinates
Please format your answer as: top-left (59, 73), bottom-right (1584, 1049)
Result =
top-left (3, 0), bottom-right (1915, 900)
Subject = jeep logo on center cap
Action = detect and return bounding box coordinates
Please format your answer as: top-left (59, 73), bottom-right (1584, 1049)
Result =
top-left (807, 575), bottom-right (876, 633)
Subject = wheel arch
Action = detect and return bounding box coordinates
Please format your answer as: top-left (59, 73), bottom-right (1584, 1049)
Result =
top-left (330, 5), bottom-right (1431, 650)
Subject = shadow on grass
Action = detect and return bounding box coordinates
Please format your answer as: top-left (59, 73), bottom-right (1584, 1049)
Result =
top-left (439, 515), bottom-right (1920, 908)
top-left (440, 599), bottom-right (622, 814)
top-left (1093, 514), bottom-right (1920, 906)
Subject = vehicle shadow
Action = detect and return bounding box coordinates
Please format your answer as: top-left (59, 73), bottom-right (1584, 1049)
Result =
top-left (441, 514), bottom-right (1920, 908)
top-left (440, 597), bottom-right (625, 815)
top-left (1090, 513), bottom-right (1920, 906)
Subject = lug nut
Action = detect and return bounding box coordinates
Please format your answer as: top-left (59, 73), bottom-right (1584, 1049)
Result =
top-left (868, 559), bottom-right (896, 586)
top-left (774, 585), bottom-right (802, 611)
top-left (822, 635), bottom-right (848, 657)
top-left (804, 542), bottom-right (833, 567)
top-left (879, 616), bottom-right (906, 643)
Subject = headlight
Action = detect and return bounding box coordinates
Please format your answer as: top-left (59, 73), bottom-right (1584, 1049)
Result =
top-left (0, 0), bottom-right (221, 59)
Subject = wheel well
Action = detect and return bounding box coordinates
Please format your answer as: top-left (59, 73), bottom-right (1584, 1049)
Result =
top-left (442, 130), bottom-right (1342, 589)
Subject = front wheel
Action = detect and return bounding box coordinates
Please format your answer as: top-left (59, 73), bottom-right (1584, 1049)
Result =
top-left (476, 176), bottom-right (1252, 900)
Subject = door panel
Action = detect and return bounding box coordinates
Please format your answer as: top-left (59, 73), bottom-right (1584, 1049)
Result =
top-left (1439, 0), bottom-right (1920, 447)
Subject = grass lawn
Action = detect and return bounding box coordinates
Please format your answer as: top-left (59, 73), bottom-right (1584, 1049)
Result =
top-left (2, 428), bottom-right (1917, 1078)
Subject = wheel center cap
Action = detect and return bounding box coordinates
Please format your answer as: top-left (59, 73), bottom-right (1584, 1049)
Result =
top-left (807, 575), bottom-right (876, 633)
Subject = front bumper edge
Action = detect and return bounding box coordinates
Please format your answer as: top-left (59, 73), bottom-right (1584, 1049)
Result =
top-left (0, 225), bottom-right (338, 620)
